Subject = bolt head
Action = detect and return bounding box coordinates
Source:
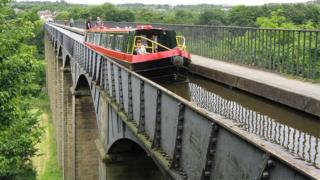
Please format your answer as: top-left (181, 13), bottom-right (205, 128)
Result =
top-left (262, 172), bottom-right (269, 179)
top-left (267, 160), bottom-right (275, 167)
top-left (209, 149), bottom-right (215, 155)
top-left (204, 171), bottom-right (211, 177)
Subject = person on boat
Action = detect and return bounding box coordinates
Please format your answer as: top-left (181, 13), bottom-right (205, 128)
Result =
top-left (86, 16), bottom-right (92, 29)
top-left (69, 18), bottom-right (74, 27)
top-left (135, 39), bottom-right (147, 54)
top-left (96, 16), bottom-right (102, 26)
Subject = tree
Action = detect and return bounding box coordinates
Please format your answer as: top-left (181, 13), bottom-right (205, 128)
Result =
top-left (0, 0), bottom-right (42, 178)
top-left (55, 11), bottom-right (70, 20)
top-left (228, 5), bottom-right (263, 27)
top-left (197, 8), bottom-right (227, 25)
top-left (116, 9), bottom-right (135, 22)
top-left (256, 9), bottom-right (295, 28)
top-left (172, 9), bottom-right (195, 24)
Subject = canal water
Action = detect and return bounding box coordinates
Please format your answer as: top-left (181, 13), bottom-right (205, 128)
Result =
top-left (161, 74), bottom-right (320, 168)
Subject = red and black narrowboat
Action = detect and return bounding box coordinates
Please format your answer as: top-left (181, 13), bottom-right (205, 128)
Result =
top-left (84, 25), bottom-right (191, 81)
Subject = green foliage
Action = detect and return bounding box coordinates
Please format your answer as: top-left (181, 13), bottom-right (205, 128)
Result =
top-left (11, 1), bottom-right (320, 28)
top-left (55, 11), bottom-right (70, 20)
top-left (0, 0), bottom-right (44, 178)
top-left (256, 9), bottom-right (296, 29)
top-left (162, 9), bottom-right (195, 24)
top-left (198, 9), bottom-right (227, 25)
top-left (228, 5), bottom-right (263, 27)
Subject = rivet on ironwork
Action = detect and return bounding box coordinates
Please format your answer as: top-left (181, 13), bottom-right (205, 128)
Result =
top-left (110, 63), bottom-right (116, 99)
top-left (105, 61), bottom-right (110, 93)
top-left (88, 51), bottom-right (93, 76)
top-left (152, 90), bottom-right (162, 149)
top-left (209, 149), bottom-right (215, 155)
top-left (171, 103), bottom-right (186, 173)
top-left (175, 163), bottom-right (179, 168)
top-left (127, 73), bottom-right (133, 121)
top-left (267, 160), bottom-right (275, 167)
top-left (99, 59), bottom-right (105, 90)
top-left (201, 122), bottom-right (219, 179)
top-left (255, 153), bottom-right (275, 180)
top-left (138, 81), bottom-right (145, 133)
top-left (118, 67), bottom-right (124, 111)
top-left (262, 172), bottom-right (269, 179)
top-left (207, 160), bottom-right (212, 166)
top-left (95, 56), bottom-right (101, 84)
top-left (213, 125), bottom-right (219, 131)
top-left (182, 174), bottom-right (188, 180)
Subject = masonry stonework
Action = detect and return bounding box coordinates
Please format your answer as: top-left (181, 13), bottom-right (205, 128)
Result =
top-left (73, 95), bottom-right (99, 180)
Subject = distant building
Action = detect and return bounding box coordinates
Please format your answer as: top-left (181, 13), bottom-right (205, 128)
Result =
top-left (13, 8), bottom-right (23, 14)
top-left (38, 10), bottom-right (54, 22)
top-left (221, 5), bottom-right (232, 11)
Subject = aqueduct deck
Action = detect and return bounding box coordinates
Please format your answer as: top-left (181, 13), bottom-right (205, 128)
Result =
top-left (45, 23), bottom-right (320, 179)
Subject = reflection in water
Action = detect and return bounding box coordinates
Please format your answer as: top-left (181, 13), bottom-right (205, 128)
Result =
top-left (161, 75), bottom-right (320, 168)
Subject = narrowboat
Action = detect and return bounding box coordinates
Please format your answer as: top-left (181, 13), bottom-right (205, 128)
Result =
top-left (84, 25), bottom-right (191, 81)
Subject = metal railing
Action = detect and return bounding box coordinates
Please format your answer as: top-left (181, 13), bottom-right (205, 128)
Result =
top-left (57, 20), bottom-right (320, 80)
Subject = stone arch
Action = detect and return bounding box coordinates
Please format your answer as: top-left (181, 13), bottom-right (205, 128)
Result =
top-left (53, 40), bottom-right (57, 50)
top-left (108, 138), bottom-right (144, 154)
top-left (75, 74), bottom-right (91, 91)
top-left (106, 138), bottom-right (165, 180)
top-left (64, 54), bottom-right (71, 69)
top-left (73, 74), bottom-right (99, 179)
top-left (57, 46), bottom-right (62, 59)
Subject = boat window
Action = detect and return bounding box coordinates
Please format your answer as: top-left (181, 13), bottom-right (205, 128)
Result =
top-left (134, 30), bottom-right (177, 53)
top-left (115, 35), bottom-right (124, 52)
top-left (100, 33), bottom-right (107, 47)
top-left (106, 34), bottom-right (114, 49)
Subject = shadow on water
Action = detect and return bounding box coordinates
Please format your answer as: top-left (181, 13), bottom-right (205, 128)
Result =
top-left (160, 74), bottom-right (320, 168)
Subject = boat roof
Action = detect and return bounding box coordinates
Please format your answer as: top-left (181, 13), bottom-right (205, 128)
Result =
top-left (86, 25), bottom-right (164, 33)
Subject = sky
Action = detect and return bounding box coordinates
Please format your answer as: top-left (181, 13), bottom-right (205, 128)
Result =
top-left (62, 0), bottom-right (311, 6)
top-left (18, 0), bottom-right (312, 6)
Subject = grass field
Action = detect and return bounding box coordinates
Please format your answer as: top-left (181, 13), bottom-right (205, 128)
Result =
top-left (31, 95), bottom-right (62, 180)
